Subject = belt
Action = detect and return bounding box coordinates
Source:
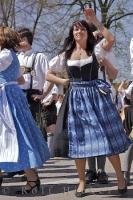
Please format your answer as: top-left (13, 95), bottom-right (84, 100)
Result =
top-left (21, 66), bottom-right (33, 74)
top-left (23, 89), bottom-right (42, 95)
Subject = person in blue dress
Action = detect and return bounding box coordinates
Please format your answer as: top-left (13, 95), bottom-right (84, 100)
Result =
top-left (0, 26), bottom-right (50, 194)
top-left (46, 8), bottom-right (132, 197)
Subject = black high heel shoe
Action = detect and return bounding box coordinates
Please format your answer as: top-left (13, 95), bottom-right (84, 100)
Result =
top-left (0, 176), bottom-right (3, 186)
top-left (118, 179), bottom-right (127, 194)
top-left (75, 190), bottom-right (85, 198)
top-left (75, 183), bottom-right (85, 198)
top-left (16, 179), bottom-right (40, 195)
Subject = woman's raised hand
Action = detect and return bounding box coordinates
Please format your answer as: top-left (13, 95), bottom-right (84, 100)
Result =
top-left (84, 8), bottom-right (97, 23)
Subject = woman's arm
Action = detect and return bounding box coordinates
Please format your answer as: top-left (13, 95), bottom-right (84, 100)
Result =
top-left (17, 76), bottom-right (25, 85)
top-left (32, 82), bottom-right (54, 101)
top-left (84, 8), bottom-right (115, 50)
top-left (46, 70), bottom-right (69, 87)
top-left (99, 58), bottom-right (118, 80)
top-left (42, 82), bottom-right (54, 98)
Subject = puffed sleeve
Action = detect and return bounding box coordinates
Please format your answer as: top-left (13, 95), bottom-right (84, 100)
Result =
top-left (130, 38), bottom-right (133, 75)
top-left (36, 53), bottom-right (49, 79)
top-left (0, 49), bottom-right (13, 72)
top-left (49, 52), bottom-right (66, 73)
top-left (94, 39), bottom-right (105, 60)
top-left (125, 82), bottom-right (133, 99)
top-left (95, 39), bottom-right (117, 68)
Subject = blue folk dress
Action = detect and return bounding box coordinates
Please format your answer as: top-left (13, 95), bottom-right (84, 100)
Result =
top-left (49, 53), bottom-right (132, 159)
top-left (0, 49), bottom-right (50, 172)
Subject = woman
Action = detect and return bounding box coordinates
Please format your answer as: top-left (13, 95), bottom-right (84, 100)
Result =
top-left (0, 26), bottom-right (50, 194)
top-left (47, 8), bottom-right (131, 197)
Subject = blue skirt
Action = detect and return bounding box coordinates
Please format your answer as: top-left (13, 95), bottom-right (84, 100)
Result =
top-left (68, 80), bottom-right (132, 158)
top-left (0, 84), bottom-right (50, 172)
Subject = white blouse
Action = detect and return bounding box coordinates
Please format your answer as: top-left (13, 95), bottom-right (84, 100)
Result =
top-left (0, 49), bottom-right (13, 72)
top-left (67, 56), bottom-right (93, 67)
top-left (49, 40), bottom-right (117, 73)
top-left (95, 38), bottom-right (117, 68)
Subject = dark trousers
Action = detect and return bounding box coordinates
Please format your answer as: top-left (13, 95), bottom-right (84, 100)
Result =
top-left (123, 143), bottom-right (133, 172)
top-left (23, 89), bottom-right (47, 140)
top-left (87, 156), bottom-right (106, 172)
top-left (123, 106), bottom-right (133, 173)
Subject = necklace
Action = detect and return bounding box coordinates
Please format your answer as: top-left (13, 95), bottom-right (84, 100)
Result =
top-left (74, 49), bottom-right (88, 59)
top-left (79, 51), bottom-right (82, 56)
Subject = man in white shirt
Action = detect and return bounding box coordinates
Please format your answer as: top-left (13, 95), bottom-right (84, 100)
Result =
top-left (17, 28), bottom-right (49, 134)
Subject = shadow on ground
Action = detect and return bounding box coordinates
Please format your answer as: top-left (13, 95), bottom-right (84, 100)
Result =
top-left (0, 181), bottom-right (133, 198)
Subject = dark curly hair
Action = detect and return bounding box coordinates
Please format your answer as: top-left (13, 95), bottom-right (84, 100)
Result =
top-left (60, 20), bottom-right (96, 59)
top-left (17, 27), bottom-right (33, 45)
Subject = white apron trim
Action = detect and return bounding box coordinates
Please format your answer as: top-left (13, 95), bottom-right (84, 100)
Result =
top-left (0, 82), bottom-right (19, 162)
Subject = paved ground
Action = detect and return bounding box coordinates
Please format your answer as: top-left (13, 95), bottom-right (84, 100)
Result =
top-left (0, 153), bottom-right (133, 200)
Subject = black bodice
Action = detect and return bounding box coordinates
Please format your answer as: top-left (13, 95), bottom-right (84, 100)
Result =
top-left (66, 54), bottom-right (99, 81)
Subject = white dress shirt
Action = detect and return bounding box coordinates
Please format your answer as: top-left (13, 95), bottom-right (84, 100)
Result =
top-left (18, 49), bottom-right (49, 90)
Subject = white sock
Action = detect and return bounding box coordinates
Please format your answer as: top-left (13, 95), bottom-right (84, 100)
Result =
top-left (47, 133), bottom-right (54, 158)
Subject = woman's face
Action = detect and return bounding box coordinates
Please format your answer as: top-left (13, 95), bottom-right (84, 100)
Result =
top-left (73, 24), bottom-right (88, 43)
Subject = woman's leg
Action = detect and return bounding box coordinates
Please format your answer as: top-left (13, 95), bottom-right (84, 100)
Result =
top-left (75, 159), bottom-right (86, 192)
top-left (16, 168), bottom-right (40, 194)
top-left (108, 154), bottom-right (126, 189)
top-left (24, 168), bottom-right (40, 190)
top-left (25, 168), bottom-right (38, 179)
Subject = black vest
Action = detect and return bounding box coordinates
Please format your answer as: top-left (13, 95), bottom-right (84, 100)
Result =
top-left (66, 53), bottom-right (99, 81)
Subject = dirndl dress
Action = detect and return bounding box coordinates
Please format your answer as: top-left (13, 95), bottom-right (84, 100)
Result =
top-left (0, 50), bottom-right (50, 172)
top-left (54, 53), bottom-right (132, 158)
